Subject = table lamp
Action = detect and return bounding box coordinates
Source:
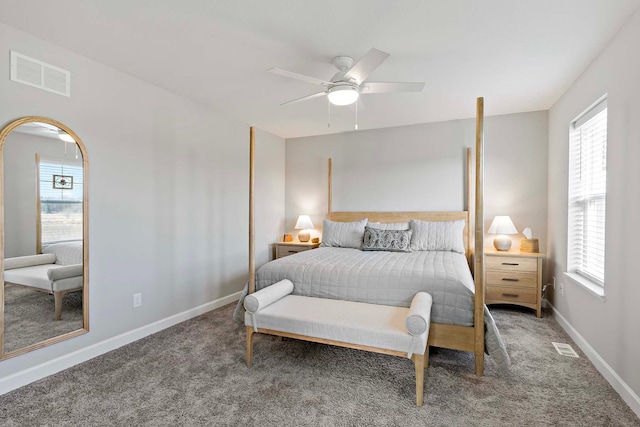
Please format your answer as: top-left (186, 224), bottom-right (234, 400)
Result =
top-left (488, 216), bottom-right (518, 251)
top-left (295, 215), bottom-right (314, 242)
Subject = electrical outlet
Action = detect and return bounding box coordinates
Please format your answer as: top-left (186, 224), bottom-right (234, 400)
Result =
top-left (133, 293), bottom-right (142, 308)
top-left (559, 282), bottom-right (564, 296)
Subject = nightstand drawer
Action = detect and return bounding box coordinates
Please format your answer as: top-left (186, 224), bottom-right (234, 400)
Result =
top-left (276, 246), bottom-right (306, 258)
top-left (486, 256), bottom-right (537, 272)
top-left (274, 243), bottom-right (319, 259)
top-left (486, 286), bottom-right (537, 304)
top-left (486, 271), bottom-right (538, 289)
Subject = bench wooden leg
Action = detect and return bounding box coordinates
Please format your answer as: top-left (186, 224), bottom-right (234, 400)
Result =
top-left (54, 291), bottom-right (65, 321)
top-left (246, 327), bottom-right (255, 368)
top-left (425, 346), bottom-right (429, 369)
top-left (475, 348), bottom-right (484, 376)
top-left (412, 352), bottom-right (425, 407)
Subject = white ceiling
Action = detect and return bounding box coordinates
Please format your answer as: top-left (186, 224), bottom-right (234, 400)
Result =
top-left (1, 0), bottom-right (639, 138)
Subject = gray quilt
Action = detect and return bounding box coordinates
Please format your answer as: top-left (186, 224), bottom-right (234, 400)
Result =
top-left (234, 247), bottom-right (510, 371)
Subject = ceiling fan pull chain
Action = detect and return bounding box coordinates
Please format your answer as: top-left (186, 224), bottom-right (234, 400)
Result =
top-left (328, 98), bottom-right (331, 128)
top-left (355, 100), bottom-right (359, 130)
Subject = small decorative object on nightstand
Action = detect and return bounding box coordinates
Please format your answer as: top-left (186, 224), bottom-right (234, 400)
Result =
top-left (488, 216), bottom-right (518, 251)
top-left (294, 215), bottom-right (314, 242)
top-left (485, 249), bottom-right (545, 317)
top-left (274, 241), bottom-right (320, 259)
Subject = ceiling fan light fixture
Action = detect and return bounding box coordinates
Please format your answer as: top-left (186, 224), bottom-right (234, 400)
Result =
top-left (58, 130), bottom-right (75, 143)
top-left (327, 85), bottom-right (359, 106)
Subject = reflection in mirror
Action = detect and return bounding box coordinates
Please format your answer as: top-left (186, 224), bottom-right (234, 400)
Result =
top-left (1, 118), bottom-right (88, 358)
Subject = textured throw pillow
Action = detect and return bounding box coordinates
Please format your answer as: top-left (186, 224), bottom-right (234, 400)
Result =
top-left (409, 219), bottom-right (465, 254)
top-left (320, 218), bottom-right (368, 249)
top-left (366, 221), bottom-right (410, 231)
top-left (362, 227), bottom-right (412, 252)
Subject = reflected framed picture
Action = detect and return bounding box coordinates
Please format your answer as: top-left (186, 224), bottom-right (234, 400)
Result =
top-left (53, 174), bottom-right (73, 189)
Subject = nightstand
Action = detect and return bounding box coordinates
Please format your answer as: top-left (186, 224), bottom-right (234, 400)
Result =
top-left (485, 249), bottom-right (544, 317)
top-left (274, 241), bottom-right (320, 259)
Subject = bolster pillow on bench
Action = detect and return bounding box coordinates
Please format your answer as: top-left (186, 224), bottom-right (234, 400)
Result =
top-left (4, 254), bottom-right (57, 270)
top-left (244, 279), bottom-right (294, 314)
top-left (405, 292), bottom-right (433, 336)
top-left (47, 264), bottom-right (83, 281)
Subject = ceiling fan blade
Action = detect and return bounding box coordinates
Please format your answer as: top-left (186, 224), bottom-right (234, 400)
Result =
top-left (269, 68), bottom-right (331, 86)
top-left (343, 48), bottom-right (390, 85)
top-left (281, 91), bottom-right (327, 106)
top-left (360, 81), bottom-right (425, 94)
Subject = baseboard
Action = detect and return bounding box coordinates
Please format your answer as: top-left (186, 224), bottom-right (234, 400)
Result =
top-left (0, 290), bottom-right (242, 396)
top-left (547, 300), bottom-right (640, 418)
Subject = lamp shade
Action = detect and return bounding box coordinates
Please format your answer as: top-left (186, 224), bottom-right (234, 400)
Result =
top-left (487, 216), bottom-right (518, 235)
top-left (295, 215), bottom-right (314, 230)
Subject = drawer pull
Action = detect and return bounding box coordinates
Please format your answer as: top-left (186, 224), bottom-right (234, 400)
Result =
top-left (502, 293), bottom-right (519, 298)
top-left (502, 262), bottom-right (519, 266)
top-left (502, 278), bottom-right (520, 282)
top-left (287, 250), bottom-right (298, 254)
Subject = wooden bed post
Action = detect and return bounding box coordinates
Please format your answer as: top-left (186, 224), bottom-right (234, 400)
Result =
top-left (327, 158), bottom-right (332, 220)
top-left (466, 147), bottom-right (474, 270)
top-left (474, 98), bottom-right (485, 376)
top-left (249, 127), bottom-right (256, 294)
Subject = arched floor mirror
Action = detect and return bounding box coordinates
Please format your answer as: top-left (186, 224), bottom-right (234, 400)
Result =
top-left (0, 117), bottom-right (89, 360)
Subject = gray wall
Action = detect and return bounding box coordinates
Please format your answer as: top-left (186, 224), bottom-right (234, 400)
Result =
top-left (0, 23), bottom-right (284, 377)
top-left (285, 111), bottom-right (549, 256)
top-left (547, 10), bottom-right (640, 400)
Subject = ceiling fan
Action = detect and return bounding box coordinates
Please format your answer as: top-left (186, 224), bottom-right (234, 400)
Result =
top-left (18, 122), bottom-right (75, 142)
top-left (270, 48), bottom-right (425, 107)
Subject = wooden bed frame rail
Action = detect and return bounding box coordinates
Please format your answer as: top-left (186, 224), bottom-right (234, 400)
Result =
top-left (247, 97), bottom-right (486, 376)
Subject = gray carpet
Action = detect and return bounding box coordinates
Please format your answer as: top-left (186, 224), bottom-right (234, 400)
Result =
top-left (4, 284), bottom-right (83, 353)
top-left (0, 303), bottom-right (637, 426)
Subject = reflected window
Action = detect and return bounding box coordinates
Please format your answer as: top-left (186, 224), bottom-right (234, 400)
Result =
top-left (38, 160), bottom-right (83, 244)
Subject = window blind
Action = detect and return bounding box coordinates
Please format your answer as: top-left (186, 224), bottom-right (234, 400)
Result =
top-left (568, 99), bottom-right (607, 286)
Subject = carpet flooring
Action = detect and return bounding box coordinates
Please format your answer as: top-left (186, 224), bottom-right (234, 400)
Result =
top-left (0, 303), bottom-right (637, 426)
top-left (3, 284), bottom-right (83, 353)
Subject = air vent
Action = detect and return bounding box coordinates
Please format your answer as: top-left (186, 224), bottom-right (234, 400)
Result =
top-left (10, 51), bottom-right (70, 97)
top-left (552, 342), bottom-right (579, 358)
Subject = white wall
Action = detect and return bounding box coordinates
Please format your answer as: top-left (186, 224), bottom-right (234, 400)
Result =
top-left (548, 9), bottom-right (640, 404)
top-left (285, 111), bottom-right (548, 258)
top-left (0, 23), bottom-right (284, 378)
top-left (255, 129), bottom-right (286, 263)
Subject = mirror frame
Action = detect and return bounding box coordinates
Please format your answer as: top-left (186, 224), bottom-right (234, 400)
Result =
top-left (0, 116), bottom-right (89, 360)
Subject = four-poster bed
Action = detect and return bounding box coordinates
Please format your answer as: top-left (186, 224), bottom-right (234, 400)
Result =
top-left (242, 98), bottom-right (506, 376)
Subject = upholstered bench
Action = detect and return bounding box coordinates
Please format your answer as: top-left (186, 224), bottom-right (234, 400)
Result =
top-left (244, 280), bottom-right (433, 406)
top-left (3, 241), bottom-right (83, 320)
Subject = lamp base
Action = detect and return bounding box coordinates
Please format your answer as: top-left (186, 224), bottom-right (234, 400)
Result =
top-left (298, 230), bottom-right (310, 242)
top-left (493, 235), bottom-right (512, 251)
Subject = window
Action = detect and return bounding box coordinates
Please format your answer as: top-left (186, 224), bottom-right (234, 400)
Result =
top-left (567, 98), bottom-right (607, 288)
top-left (38, 160), bottom-right (83, 245)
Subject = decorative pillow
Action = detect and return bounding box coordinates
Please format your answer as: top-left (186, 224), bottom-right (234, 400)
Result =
top-left (366, 221), bottom-right (410, 231)
top-left (409, 219), bottom-right (465, 254)
top-left (362, 227), bottom-right (412, 252)
top-left (320, 218), bottom-right (368, 249)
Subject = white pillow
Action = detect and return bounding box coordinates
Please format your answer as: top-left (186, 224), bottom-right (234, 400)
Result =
top-left (409, 219), bottom-right (465, 254)
top-left (366, 221), bottom-right (410, 230)
top-left (320, 218), bottom-right (368, 249)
